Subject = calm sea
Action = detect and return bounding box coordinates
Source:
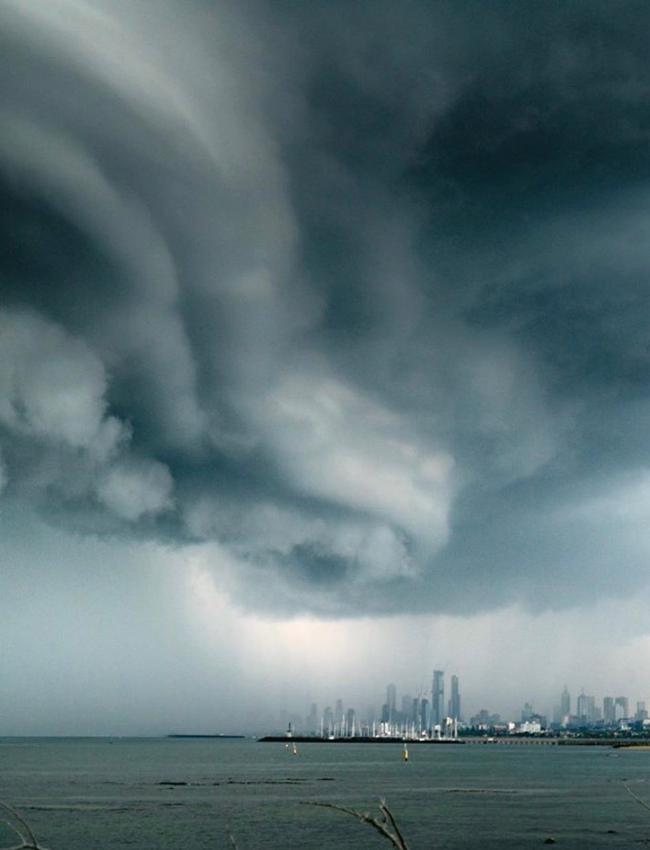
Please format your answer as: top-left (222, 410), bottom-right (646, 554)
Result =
top-left (1, 737), bottom-right (649, 849)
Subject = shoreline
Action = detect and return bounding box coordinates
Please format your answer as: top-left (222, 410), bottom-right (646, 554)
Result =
top-left (259, 735), bottom-right (650, 746)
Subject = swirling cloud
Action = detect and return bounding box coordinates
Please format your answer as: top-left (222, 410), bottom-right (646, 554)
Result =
top-left (3, 0), bottom-right (650, 617)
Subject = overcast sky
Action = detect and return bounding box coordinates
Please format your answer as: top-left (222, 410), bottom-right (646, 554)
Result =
top-left (2, 0), bottom-right (650, 734)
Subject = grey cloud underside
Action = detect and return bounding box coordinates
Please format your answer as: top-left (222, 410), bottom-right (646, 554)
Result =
top-left (2, 0), bottom-right (650, 616)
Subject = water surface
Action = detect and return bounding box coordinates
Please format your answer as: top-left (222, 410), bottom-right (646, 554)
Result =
top-left (1, 738), bottom-right (649, 849)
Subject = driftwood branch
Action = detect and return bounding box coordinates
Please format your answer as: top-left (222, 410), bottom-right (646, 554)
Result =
top-left (0, 801), bottom-right (49, 850)
top-left (225, 826), bottom-right (240, 850)
top-left (304, 799), bottom-right (411, 850)
top-left (379, 798), bottom-right (410, 850)
top-left (623, 783), bottom-right (650, 813)
top-left (0, 794), bottom-right (411, 850)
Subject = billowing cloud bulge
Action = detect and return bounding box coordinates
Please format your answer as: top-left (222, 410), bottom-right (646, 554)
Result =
top-left (3, 0), bottom-right (650, 616)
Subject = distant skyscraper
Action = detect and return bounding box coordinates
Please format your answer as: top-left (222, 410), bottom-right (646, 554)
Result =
top-left (334, 699), bottom-right (343, 726)
top-left (603, 696), bottom-right (615, 725)
top-left (560, 686), bottom-right (570, 718)
top-left (577, 693), bottom-right (596, 724)
top-left (345, 708), bottom-right (356, 737)
top-left (432, 670), bottom-right (444, 726)
top-left (401, 694), bottom-right (413, 718)
top-left (449, 675), bottom-right (461, 721)
top-left (386, 683), bottom-right (397, 722)
top-left (323, 706), bottom-right (334, 736)
top-left (411, 697), bottom-right (421, 726)
top-left (636, 701), bottom-right (648, 722)
top-left (420, 698), bottom-right (430, 731)
top-left (615, 696), bottom-right (629, 721)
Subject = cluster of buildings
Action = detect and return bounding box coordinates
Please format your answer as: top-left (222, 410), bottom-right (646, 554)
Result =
top-left (551, 687), bottom-right (648, 730)
top-left (468, 688), bottom-right (650, 735)
top-left (375, 671), bottom-right (461, 738)
top-left (288, 670), bottom-right (463, 740)
top-left (282, 678), bottom-right (650, 739)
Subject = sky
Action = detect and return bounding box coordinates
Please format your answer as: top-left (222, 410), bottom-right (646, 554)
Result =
top-left (2, 0), bottom-right (650, 734)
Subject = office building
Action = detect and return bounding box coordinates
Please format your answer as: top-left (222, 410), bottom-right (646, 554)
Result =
top-left (323, 706), bottom-right (334, 736)
top-left (411, 697), bottom-right (420, 725)
top-left (560, 686), bottom-right (571, 718)
top-left (345, 708), bottom-right (356, 737)
top-left (449, 674), bottom-right (461, 721)
top-left (334, 699), bottom-right (344, 728)
top-left (577, 692), bottom-right (596, 724)
top-left (401, 694), bottom-right (413, 718)
top-left (615, 696), bottom-right (629, 721)
top-left (432, 670), bottom-right (444, 727)
top-left (386, 683), bottom-right (397, 722)
top-left (420, 698), bottom-right (430, 731)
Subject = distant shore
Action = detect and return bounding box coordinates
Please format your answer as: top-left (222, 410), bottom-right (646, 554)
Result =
top-left (168, 734), bottom-right (245, 739)
top-left (259, 735), bottom-right (462, 744)
top-left (259, 735), bottom-right (650, 746)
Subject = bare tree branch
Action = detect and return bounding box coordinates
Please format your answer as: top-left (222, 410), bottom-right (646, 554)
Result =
top-left (623, 783), bottom-right (650, 813)
top-left (304, 800), bottom-right (410, 850)
top-left (225, 826), bottom-right (240, 850)
top-left (0, 801), bottom-right (48, 850)
top-left (379, 799), bottom-right (411, 850)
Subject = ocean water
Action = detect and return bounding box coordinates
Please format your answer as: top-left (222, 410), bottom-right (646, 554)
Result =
top-left (1, 738), bottom-right (649, 849)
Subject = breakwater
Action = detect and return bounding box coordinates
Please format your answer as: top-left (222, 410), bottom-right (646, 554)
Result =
top-left (259, 734), bottom-right (649, 746)
top-left (259, 735), bottom-right (462, 744)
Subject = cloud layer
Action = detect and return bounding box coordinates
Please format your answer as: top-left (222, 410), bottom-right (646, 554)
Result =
top-left (3, 0), bottom-right (650, 616)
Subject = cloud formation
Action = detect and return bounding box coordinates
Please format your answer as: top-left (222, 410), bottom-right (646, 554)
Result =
top-left (3, 0), bottom-right (650, 616)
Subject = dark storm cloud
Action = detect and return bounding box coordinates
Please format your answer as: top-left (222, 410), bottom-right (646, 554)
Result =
top-left (3, 0), bottom-right (650, 615)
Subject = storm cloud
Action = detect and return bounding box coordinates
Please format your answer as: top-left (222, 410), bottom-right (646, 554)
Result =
top-left (3, 0), bottom-right (650, 617)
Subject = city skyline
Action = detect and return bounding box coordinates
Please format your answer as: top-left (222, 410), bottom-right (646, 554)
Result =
top-left (279, 675), bottom-right (649, 739)
top-left (3, 501), bottom-right (650, 735)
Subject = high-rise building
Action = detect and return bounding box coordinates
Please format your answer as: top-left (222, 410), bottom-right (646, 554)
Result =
top-left (432, 670), bottom-right (445, 727)
top-left (401, 694), bottom-right (413, 718)
top-left (420, 698), bottom-right (430, 732)
top-left (411, 697), bottom-right (420, 725)
top-left (603, 696), bottom-right (615, 725)
top-left (521, 702), bottom-right (534, 722)
top-left (577, 693), bottom-right (596, 724)
top-left (386, 683), bottom-right (397, 722)
top-left (448, 675), bottom-right (461, 721)
top-left (323, 706), bottom-right (334, 736)
top-left (560, 686), bottom-right (571, 718)
top-left (345, 708), bottom-right (356, 737)
top-left (636, 701), bottom-right (648, 722)
top-left (615, 696), bottom-right (629, 721)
